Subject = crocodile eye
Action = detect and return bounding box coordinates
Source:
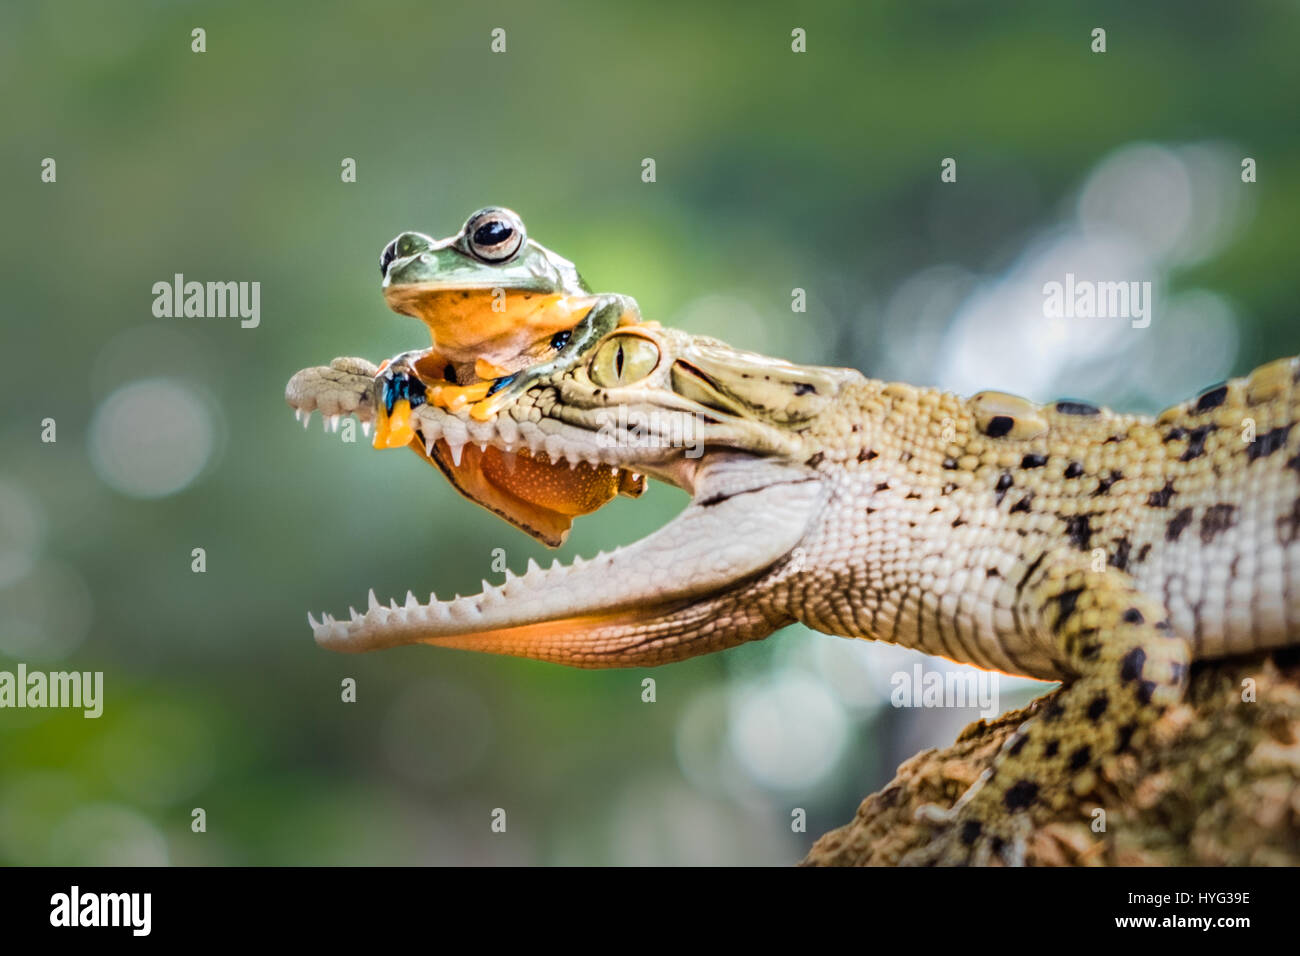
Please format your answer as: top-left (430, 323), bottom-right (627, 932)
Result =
top-left (379, 237), bottom-right (399, 276)
top-left (589, 335), bottom-right (660, 387)
top-left (464, 207), bottom-right (525, 263)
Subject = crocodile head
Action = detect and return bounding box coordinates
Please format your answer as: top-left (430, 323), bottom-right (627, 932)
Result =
top-left (285, 326), bottom-right (863, 666)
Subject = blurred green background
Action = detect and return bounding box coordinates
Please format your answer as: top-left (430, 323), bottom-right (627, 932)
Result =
top-left (2, 0), bottom-right (1298, 864)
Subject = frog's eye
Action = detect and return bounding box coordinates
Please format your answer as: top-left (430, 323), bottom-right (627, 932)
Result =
top-left (589, 335), bottom-right (660, 388)
top-left (464, 207), bottom-right (525, 263)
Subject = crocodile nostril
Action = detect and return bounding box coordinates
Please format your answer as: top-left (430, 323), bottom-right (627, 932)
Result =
top-left (379, 238), bottom-right (399, 276)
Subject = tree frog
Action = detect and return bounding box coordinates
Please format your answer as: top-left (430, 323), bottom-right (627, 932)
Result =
top-left (372, 206), bottom-right (642, 448)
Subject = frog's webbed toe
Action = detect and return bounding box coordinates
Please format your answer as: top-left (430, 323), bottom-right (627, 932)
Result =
top-left (373, 351), bottom-right (437, 449)
top-left (431, 380), bottom-right (496, 413)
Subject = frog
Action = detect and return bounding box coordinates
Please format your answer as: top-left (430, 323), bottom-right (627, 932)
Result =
top-left (360, 206), bottom-right (648, 543)
top-left (372, 206), bottom-right (643, 450)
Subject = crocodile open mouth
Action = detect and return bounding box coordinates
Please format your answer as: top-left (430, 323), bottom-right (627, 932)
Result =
top-left (408, 432), bottom-right (645, 548)
top-left (285, 357), bottom-right (821, 665)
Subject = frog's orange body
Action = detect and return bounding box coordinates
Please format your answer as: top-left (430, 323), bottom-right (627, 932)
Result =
top-left (372, 288), bottom-right (640, 450)
top-left (391, 289), bottom-right (628, 416)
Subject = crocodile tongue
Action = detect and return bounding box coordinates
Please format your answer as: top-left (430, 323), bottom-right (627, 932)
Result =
top-left (415, 437), bottom-right (627, 546)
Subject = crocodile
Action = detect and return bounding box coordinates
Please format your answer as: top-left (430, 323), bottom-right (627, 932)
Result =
top-left (285, 324), bottom-right (1300, 865)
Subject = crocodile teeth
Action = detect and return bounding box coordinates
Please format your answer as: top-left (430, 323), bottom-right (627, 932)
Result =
top-left (442, 418), bottom-right (470, 444)
top-left (495, 417), bottom-right (519, 445)
top-left (367, 588), bottom-right (380, 612)
top-left (446, 438), bottom-right (465, 466)
top-left (405, 591), bottom-right (419, 610)
top-left (301, 411), bottom-right (313, 429)
top-left (447, 599), bottom-right (478, 623)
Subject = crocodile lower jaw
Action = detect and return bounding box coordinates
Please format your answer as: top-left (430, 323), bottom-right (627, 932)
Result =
top-left (303, 464), bottom-right (819, 660)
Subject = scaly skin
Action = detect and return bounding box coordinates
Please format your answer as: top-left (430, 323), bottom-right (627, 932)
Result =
top-left (285, 325), bottom-right (1300, 865)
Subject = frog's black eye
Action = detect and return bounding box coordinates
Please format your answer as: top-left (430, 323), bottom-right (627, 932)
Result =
top-left (464, 207), bottom-right (525, 263)
top-left (379, 238), bottom-right (399, 276)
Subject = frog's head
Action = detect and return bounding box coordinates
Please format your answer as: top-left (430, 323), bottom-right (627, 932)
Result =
top-left (380, 207), bottom-right (589, 330)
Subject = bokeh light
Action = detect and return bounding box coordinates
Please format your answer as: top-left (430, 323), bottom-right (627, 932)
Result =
top-left (605, 775), bottom-right (792, 866)
top-left (888, 141), bottom-right (1256, 411)
top-left (0, 559), bottom-right (93, 661)
top-left (48, 804), bottom-right (169, 866)
top-left (0, 478), bottom-right (45, 589)
top-left (726, 671), bottom-right (850, 792)
top-left (88, 379), bottom-right (218, 499)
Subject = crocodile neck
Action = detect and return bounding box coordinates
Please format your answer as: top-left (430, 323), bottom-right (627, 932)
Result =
top-left (776, 370), bottom-right (1295, 679)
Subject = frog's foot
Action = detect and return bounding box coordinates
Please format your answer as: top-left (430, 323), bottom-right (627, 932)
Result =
top-left (430, 380), bottom-right (496, 415)
top-left (375, 348), bottom-right (434, 379)
top-left (899, 796), bottom-right (1031, 867)
top-left (421, 359), bottom-right (517, 417)
top-left (374, 351), bottom-right (434, 450)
